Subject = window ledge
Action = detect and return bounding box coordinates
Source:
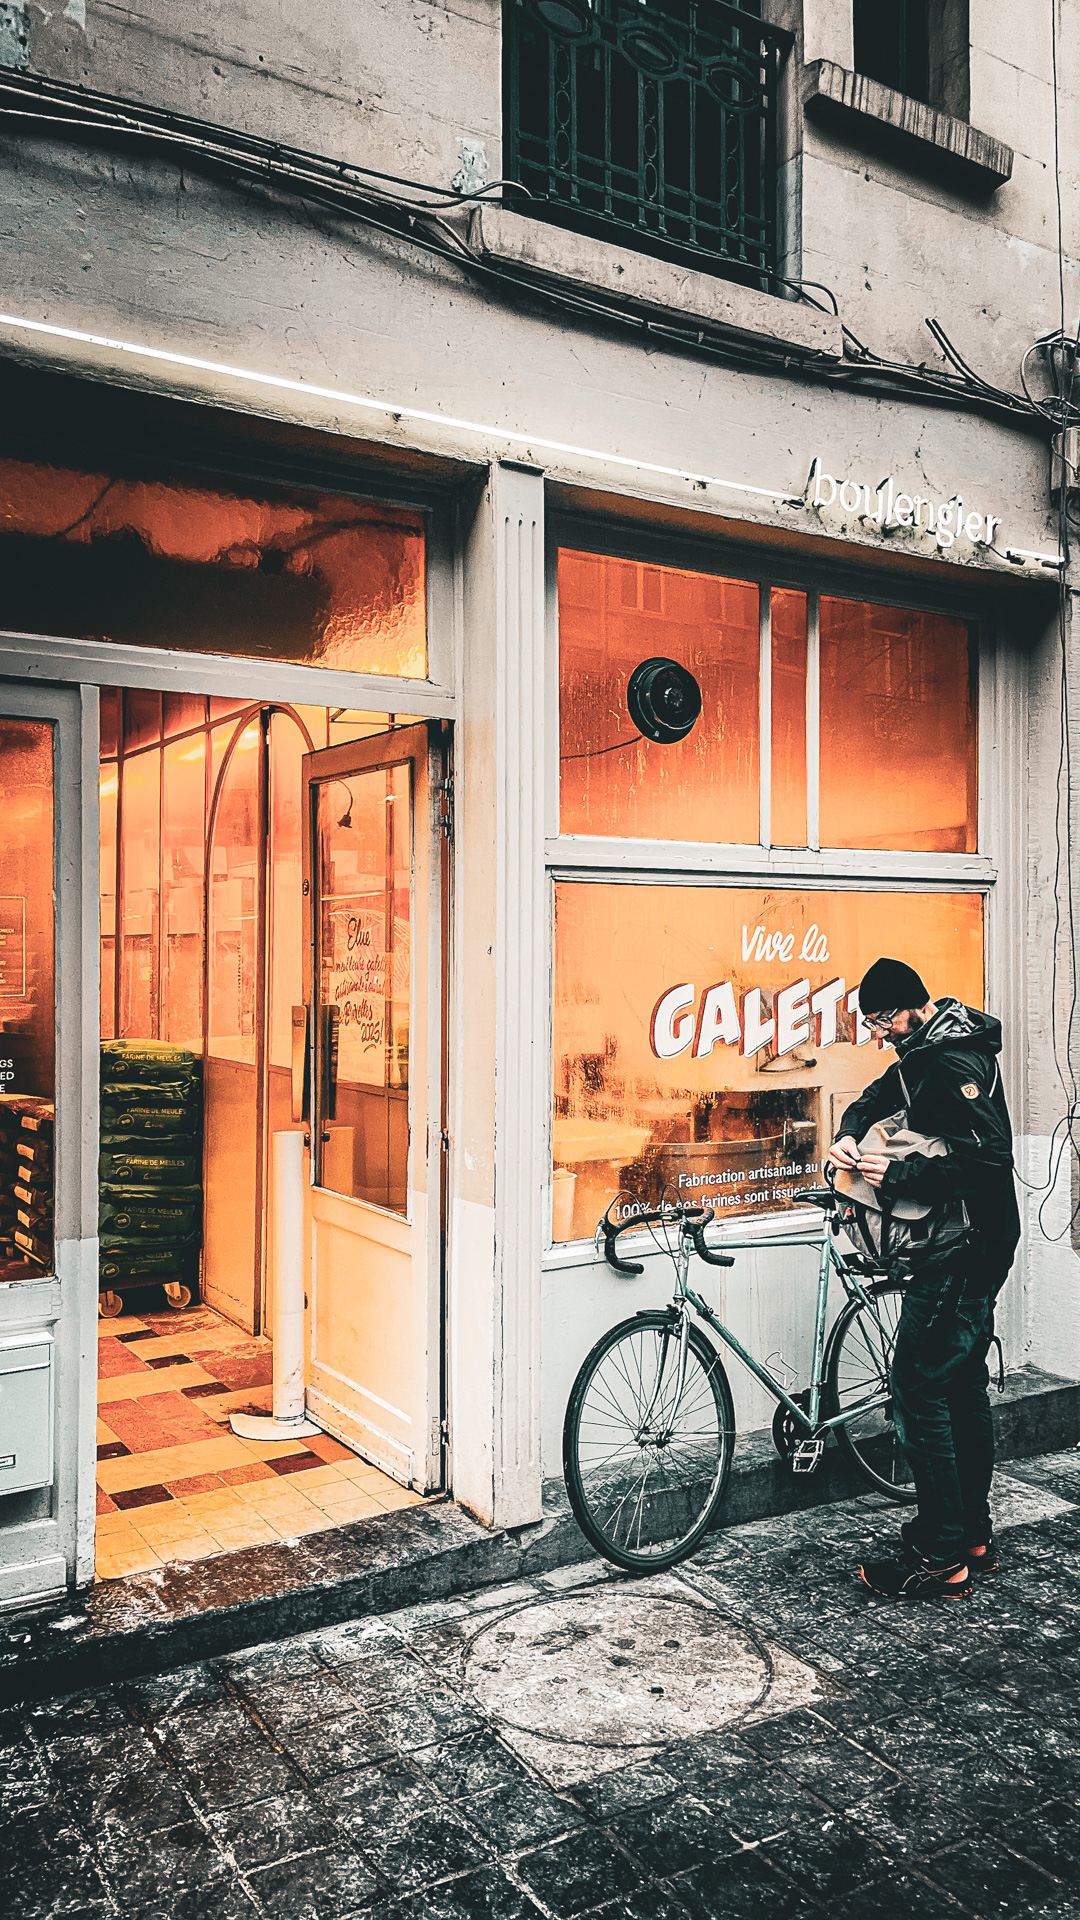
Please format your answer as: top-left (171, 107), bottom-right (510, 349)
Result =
top-left (468, 206), bottom-right (843, 365)
top-left (803, 60), bottom-right (1013, 195)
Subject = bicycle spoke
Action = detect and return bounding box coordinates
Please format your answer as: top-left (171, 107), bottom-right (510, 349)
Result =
top-left (567, 1317), bottom-right (732, 1565)
top-left (828, 1282), bottom-right (914, 1504)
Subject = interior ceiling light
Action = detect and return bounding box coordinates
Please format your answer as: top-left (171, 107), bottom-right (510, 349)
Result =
top-left (331, 779), bottom-right (354, 829)
top-left (626, 658), bottom-right (703, 744)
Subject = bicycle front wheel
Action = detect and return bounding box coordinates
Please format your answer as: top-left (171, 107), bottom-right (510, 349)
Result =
top-left (825, 1280), bottom-right (915, 1503)
top-left (563, 1311), bottom-right (735, 1573)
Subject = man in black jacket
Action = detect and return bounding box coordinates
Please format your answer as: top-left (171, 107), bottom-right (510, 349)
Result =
top-left (827, 956), bottom-right (1021, 1599)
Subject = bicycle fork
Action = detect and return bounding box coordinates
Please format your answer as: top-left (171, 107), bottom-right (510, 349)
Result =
top-left (636, 1251), bottom-right (693, 1447)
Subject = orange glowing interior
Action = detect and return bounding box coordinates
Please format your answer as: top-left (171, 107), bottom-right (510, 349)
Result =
top-left (559, 550), bottom-right (760, 843)
top-left (97, 695), bottom-right (413, 1326)
top-left (0, 456), bottom-right (427, 677)
top-left (0, 720), bottom-right (55, 1279)
top-left (819, 598), bottom-right (977, 852)
top-left (553, 881), bottom-right (985, 1240)
top-left (770, 588), bottom-right (808, 848)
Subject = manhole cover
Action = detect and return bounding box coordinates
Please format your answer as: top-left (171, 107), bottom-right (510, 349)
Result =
top-left (464, 1583), bottom-right (817, 1775)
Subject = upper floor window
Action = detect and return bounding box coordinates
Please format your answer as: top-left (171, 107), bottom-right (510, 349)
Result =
top-left (852, 0), bottom-right (969, 119)
top-left (503, 0), bottom-right (791, 290)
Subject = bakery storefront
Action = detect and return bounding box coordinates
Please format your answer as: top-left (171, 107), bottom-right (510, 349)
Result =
top-left (543, 532), bottom-right (1005, 1454)
top-left (0, 424), bottom-right (1034, 1604)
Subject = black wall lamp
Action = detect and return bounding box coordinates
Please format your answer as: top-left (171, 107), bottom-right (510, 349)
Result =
top-left (627, 657), bottom-right (702, 744)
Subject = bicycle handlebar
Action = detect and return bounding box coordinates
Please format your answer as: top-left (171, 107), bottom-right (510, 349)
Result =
top-left (596, 1204), bottom-right (736, 1276)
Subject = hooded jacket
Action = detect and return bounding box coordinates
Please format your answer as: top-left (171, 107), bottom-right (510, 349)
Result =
top-left (837, 999), bottom-right (1021, 1274)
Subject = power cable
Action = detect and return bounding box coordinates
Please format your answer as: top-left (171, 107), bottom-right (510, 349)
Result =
top-left (3, 68), bottom-right (1075, 1218)
top-left (1015, 0), bottom-right (1080, 1244)
top-left (0, 69), bottom-right (1050, 432)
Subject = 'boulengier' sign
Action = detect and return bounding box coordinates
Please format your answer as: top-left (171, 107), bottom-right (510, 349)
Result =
top-left (808, 458), bottom-right (1002, 553)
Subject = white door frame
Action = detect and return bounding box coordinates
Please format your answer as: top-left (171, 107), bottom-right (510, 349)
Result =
top-left (0, 674), bottom-right (98, 1603)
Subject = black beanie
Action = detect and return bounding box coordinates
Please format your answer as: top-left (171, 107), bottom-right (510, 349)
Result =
top-left (858, 957), bottom-right (929, 1016)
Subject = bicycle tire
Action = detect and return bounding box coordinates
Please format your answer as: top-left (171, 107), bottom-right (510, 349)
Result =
top-left (563, 1311), bottom-right (736, 1573)
top-left (824, 1280), bottom-right (916, 1503)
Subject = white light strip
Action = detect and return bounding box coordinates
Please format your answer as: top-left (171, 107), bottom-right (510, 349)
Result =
top-left (0, 311), bottom-right (803, 506)
top-left (1002, 545), bottom-right (1065, 569)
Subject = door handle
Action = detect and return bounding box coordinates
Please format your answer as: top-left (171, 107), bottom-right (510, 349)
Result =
top-left (291, 1005), bottom-right (310, 1122)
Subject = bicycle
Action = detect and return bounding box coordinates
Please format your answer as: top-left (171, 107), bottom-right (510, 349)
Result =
top-left (562, 1186), bottom-right (914, 1573)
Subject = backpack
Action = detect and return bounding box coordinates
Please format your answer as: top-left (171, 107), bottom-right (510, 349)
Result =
top-left (829, 1068), bottom-right (972, 1275)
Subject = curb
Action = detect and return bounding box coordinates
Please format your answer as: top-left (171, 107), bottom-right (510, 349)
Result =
top-left (1, 1364), bottom-right (1076, 1707)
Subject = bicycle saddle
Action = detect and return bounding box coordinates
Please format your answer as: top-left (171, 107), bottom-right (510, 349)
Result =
top-left (794, 1186), bottom-right (837, 1210)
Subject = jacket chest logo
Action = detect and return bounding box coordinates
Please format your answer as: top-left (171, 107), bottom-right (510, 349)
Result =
top-left (961, 1082), bottom-right (980, 1099)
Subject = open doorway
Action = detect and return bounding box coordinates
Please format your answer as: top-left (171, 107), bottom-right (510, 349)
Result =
top-left (94, 693), bottom-right (443, 1581)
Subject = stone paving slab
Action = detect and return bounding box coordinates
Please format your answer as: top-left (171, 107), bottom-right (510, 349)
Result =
top-left (5, 1458), bottom-right (1080, 1919)
top-left (6, 1365), bottom-right (1078, 1710)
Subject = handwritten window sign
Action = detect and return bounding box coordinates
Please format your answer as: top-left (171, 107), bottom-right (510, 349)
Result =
top-left (322, 900), bottom-right (388, 1087)
top-left (0, 897), bottom-right (26, 997)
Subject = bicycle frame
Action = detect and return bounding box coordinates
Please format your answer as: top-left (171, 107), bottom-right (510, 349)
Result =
top-left (663, 1218), bottom-right (893, 1438)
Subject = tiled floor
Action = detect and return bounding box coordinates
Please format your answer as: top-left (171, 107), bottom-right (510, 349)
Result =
top-left (96, 1304), bottom-right (422, 1581)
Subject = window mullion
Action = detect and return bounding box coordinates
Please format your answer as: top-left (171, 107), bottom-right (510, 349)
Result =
top-left (806, 590), bottom-right (820, 852)
top-left (758, 585), bottom-right (771, 848)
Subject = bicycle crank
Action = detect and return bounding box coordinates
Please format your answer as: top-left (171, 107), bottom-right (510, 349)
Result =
top-left (771, 1390), bottom-right (826, 1475)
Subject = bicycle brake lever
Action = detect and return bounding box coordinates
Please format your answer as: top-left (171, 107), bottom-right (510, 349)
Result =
top-left (690, 1224), bottom-right (735, 1268)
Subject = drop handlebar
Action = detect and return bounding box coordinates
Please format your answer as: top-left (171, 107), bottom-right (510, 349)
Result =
top-left (596, 1205), bottom-right (737, 1278)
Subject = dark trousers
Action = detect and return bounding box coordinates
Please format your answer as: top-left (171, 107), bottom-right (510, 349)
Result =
top-left (889, 1259), bottom-right (1001, 1565)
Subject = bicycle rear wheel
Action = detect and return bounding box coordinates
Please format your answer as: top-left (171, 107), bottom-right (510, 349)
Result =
top-left (563, 1311), bottom-right (735, 1573)
top-left (825, 1280), bottom-right (915, 1503)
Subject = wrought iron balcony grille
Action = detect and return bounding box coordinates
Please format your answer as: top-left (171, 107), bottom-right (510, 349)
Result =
top-left (504, 0), bottom-right (792, 291)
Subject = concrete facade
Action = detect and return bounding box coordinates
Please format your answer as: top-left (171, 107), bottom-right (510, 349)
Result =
top-left (0, 0), bottom-right (1077, 1601)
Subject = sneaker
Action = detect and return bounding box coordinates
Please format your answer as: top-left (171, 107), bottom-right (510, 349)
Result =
top-left (858, 1555), bottom-right (972, 1599)
top-left (900, 1518), bottom-right (997, 1574)
top-left (964, 1538), bottom-right (1000, 1577)
top-left (899, 1519), bottom-right (928, 1563)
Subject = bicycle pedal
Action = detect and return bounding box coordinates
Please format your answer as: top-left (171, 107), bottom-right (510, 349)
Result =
top-left (791, 1438), bottom-right (825, 1474)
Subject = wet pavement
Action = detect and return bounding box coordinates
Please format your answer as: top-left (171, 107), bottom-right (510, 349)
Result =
top-left (6, 1452), bottom-right (1080, 1920)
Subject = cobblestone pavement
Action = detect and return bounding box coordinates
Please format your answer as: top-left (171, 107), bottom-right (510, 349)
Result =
top-left (7, 1453), bottom-right (1080, 1920)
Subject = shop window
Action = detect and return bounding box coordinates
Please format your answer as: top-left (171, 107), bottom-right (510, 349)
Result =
top-left (770, 589), bottom-right (808, 849)
top-left (120, 745), bottom-right (161, 1039)
top-left (162, 734), bottom-right (206, 1046)
top-left (558, 555), bottom-right (978, 855)
top-left (818, 598), bottom-right (976, 853)
top-left (99, 759), bottom-right (118, 1041)
top-left (559, 551), bottom-right (760, 843)
top-left (0, 720), bottom-right (55, 1278)
top-left (0, 456), bottom-right (427, 678)
top-left (552, 881), bottom-right (983, 1242)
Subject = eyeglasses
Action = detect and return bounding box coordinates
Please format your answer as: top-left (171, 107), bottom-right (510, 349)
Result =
top-left (865, 1008), bottom-right (902, 1032)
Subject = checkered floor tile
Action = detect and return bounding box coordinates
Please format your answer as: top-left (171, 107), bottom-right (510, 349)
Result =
top-left (96, 1305), bottom-right (423, 1580)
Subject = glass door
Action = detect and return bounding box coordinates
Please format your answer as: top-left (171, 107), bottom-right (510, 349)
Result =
top-left (0, 718), bottom-right (56, 1279)
top-left (302, 725), bottom-right (444, 1487)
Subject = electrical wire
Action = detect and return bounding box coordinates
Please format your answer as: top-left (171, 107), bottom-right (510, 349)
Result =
top-left (0, 68), bottom-right (1051, 431)
top-left (1012, 0), bottom-right (1080, 1244)
top-left (3, 69), bottom-right (1075, 1218)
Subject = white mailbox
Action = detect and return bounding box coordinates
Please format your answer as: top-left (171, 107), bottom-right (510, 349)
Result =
top-left (0, 1331), bottom-right (54, 1495)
